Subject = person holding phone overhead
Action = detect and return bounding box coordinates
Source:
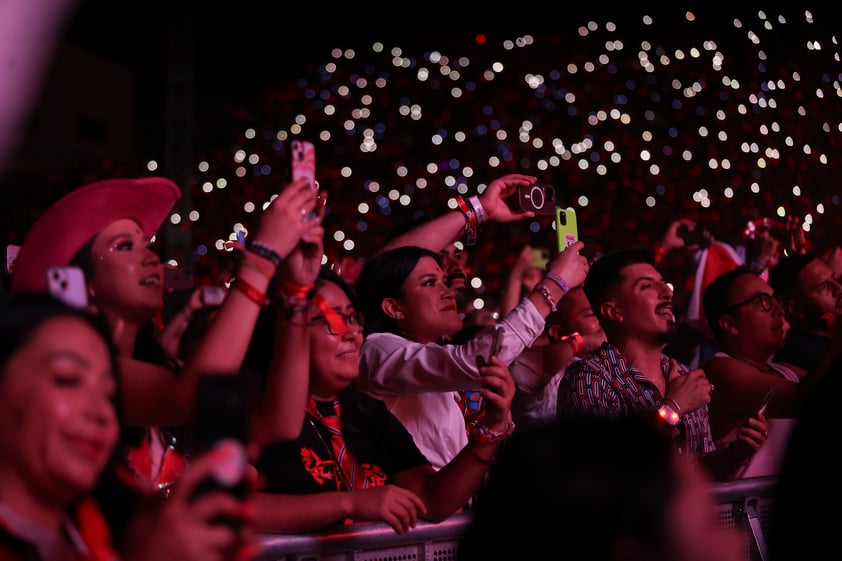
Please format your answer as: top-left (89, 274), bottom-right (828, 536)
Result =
top-left (9, 174), bottom-right (324, 542)
top-left (354, 173), bottom-right (590, 470)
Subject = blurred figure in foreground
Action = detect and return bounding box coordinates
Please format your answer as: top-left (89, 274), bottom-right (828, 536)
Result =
top-left (459, 415), bottom-right (745, 561)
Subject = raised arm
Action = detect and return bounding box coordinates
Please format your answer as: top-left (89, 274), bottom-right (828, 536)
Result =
top-left (375, 173), bottom-right (537, 255)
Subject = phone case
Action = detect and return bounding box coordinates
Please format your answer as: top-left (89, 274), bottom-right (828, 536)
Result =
top-left (5, 244), bottom-right (20, 275)
top-left (190, 374), bottom-right (253, 501)
top-left (517, 183), bottom-right (556, 215)
top-left (46, 266), bottom-right (88, 309)
top-left (555, 207), bottom-right (579, 253)
top-left (291, 140), bottom-right (316, 191)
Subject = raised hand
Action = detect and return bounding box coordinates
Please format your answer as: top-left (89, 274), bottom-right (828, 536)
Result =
top-left (546, 240), bottom-right (589, 291)
top-left (252, 178), bottom-right (320, 260)
top-left (123, 440), bottom-right (258, 561)
top-left (477, 173), bottom-right (538, 222)
top-left (277, 192), bottom-right (326, 288)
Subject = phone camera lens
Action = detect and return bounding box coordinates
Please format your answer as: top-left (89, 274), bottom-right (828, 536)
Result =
top-left (530, 185), bottom-right (545, 210)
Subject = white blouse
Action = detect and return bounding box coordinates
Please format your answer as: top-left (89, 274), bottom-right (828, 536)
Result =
top-left (357, 297), bottom-right (545, 469)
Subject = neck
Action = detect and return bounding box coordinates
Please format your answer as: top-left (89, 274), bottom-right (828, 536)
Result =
top-left (102, 310), bottom-right (141, 356)
top-left (612, 336), bottom-right (667, 383)
top-left (0, 476), bottom-right (67, 533)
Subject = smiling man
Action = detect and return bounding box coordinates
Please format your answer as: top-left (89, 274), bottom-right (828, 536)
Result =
top-left (556, 247), bottom-right (768, 481)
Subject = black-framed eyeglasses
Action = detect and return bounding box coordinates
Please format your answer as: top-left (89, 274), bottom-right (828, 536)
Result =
top-left (723, 292), bottom-right (779, 314)
top-left (309, 310), bottom-right (364, 336)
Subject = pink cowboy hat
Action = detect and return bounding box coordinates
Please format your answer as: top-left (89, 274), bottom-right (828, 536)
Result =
top-left (10, 176), bottom-right (181, 293)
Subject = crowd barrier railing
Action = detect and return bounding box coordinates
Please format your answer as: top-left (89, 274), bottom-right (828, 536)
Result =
top-left (256, 475), bottom-right (777, 561)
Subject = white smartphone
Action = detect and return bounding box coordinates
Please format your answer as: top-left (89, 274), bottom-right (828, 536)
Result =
top-left (5, 244), bottom-right (20, 275)
top-left (46, 265), bottom-right (88, 309)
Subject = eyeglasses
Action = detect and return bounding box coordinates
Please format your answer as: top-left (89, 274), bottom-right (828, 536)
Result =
top-left (723, 292), bottom-right (779, 314)
top-left (309, 309), bottom-right (364, 336)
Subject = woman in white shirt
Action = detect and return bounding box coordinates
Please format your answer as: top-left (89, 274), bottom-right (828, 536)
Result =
top-left (354, 174), bottom-right (589, 469)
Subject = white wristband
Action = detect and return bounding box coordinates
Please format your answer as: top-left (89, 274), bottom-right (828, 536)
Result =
top-left (467, 196), bottom-right (487, 224)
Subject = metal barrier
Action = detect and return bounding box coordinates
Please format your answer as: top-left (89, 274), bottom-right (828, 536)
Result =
top-left (257, 476), bottom-right (777, 561)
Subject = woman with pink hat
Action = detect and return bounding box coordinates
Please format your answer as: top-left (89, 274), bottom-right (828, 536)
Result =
top-left (10, 175), bottom-right (324, 520)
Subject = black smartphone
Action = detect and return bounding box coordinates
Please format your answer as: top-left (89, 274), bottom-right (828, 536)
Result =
top-left (487, 325), bottom-right (504, 363)
top-left (190, 374), bottom-right (253, 501)
top-left (753, 384), bottom-right (777, 416)
top-left (677, 223), bottom-right (712, 248)
top-left (516, 183), bottom-right (556, 216)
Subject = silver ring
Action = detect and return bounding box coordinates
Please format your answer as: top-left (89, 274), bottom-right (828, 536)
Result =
top-left (710, 383), bottom-right (715, 392)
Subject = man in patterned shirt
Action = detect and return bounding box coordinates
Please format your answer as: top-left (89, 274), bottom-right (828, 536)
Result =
top-left (556, 247), bottom-right (768, 481)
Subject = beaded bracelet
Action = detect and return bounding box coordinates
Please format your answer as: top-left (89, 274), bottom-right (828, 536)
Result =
top-left (246, 240), bottom-right (283, 269)
top-left (544, 271), bottom-right (570, 294)
top-left (231, 277), bottom-right (269, 307)
top-left (469, 419), bottom-right (516, 444)
top-left (535, 282), bottom-right (557, 312)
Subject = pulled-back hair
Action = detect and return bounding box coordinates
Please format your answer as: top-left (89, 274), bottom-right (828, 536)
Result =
top-left (355, 245), bottom-right (442, 337)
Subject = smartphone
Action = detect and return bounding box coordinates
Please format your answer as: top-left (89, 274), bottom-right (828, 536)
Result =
top-left (291, 139), bottom-right (317, 191)
top-left (555, 207), bottom-right (579, 253)
top-left (532, 247), bottom-right (550, 269)
top-left (677, 223), bottom-right (712, 248)
top-left (163, 266), bottom-right (194, 291)
top-left (467, 326), bottom-right (505, 415)
top-left (46, 266), bottom-right (88, 309)
top-left (516, 183), bottom-right (556, 216)
top-left (202, 286), bottom-right (227, 306)
top-left (753, 384), bottom-right (777, 417)
top-left (190, 374), bottom-right (253, 500)
top-left (5, 244), bottom-right (19, 275)
top-left (487, 325), bottom-right (504, 363)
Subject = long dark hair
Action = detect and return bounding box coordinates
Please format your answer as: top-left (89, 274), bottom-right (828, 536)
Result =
top-left (355, 245), bottom-right (442, 337)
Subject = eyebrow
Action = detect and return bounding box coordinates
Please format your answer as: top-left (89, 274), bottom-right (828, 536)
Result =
top-left (416, 272), bottom-right (440, 283)
top-left (633, 275), bottom-right (664, 287)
